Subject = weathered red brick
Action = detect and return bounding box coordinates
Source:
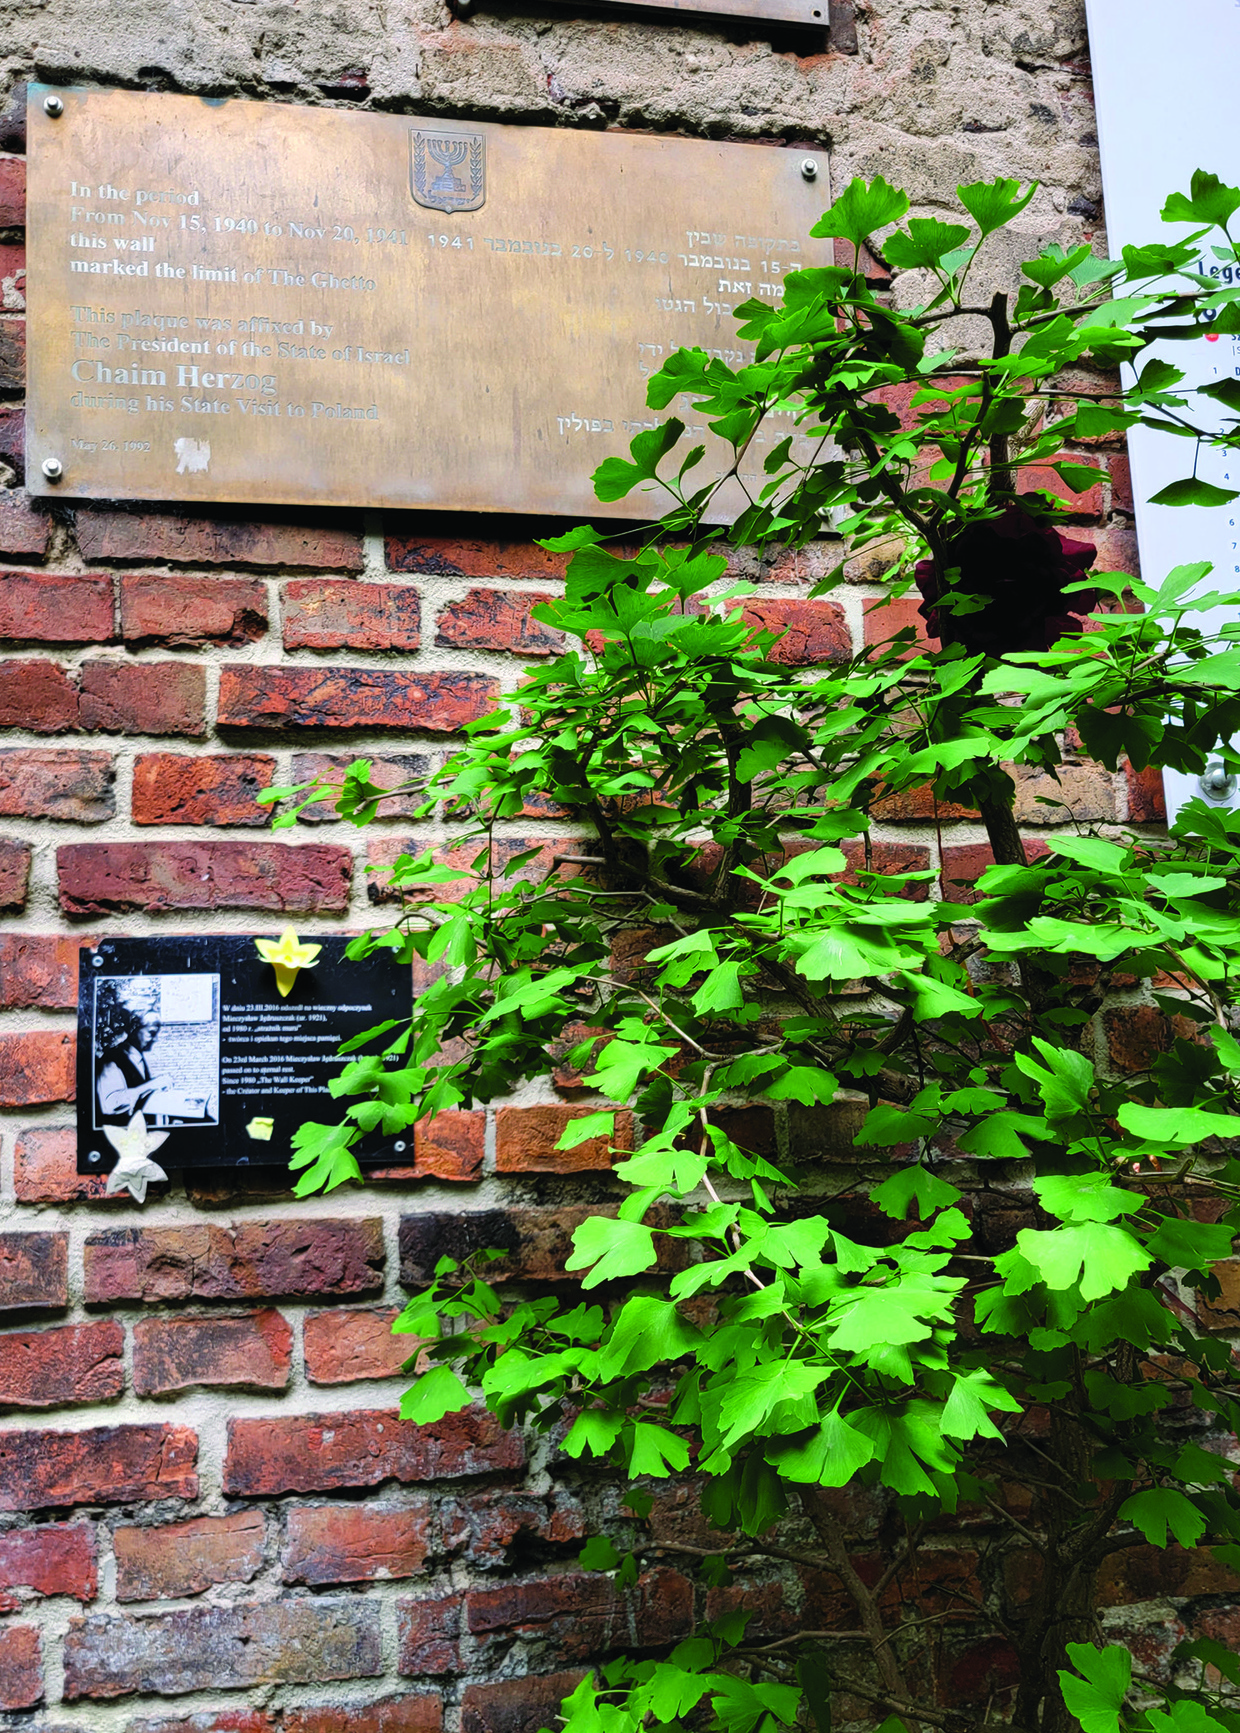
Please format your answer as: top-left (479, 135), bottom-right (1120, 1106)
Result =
top-left (0, 1523), bottom-right (96, 1608)
top-left (0, 660), bottom-right (79, 732)
top-left (0, 834), bottom-right (30, 907)
top-left (78, 660), bottom-right (206, 736)
top-left (0, 1623), bottom-right (42, 1710)
top-left (461, 1672), bottom-right (586, 1733)
top-left (0, 238), bottom-right (24, 306)
top-left (285, 1695), bottom-right (443, 1733)
top-left (1016, 457), bottom-right (1105, 517)
top-left (304, 1307), bottom-right (410, 1384)
top-left (0, 748), bottom-right (114, 820)
top-left (132, 753), bottom-right (275, 826)
top-left (399, 1204), bottom-right (689, 1286)
top-left (0, 402), bottom-right (24, 479)
top-left (120, 574), bottom-right (268, 647)
top-left (0, 156), bottom-right (25, 226)
top-left (386, 535), bottom-right (567, 581)
top-left (284, 1501), bottom-right (432, 1585)
top-left (1110, 450), bottom-right (1133, 513)
top-left (284, 580), bottom-right (422, 651)
top-left (0, 88), bottom-right (25, 154)
top-left (466, 1568), bottom-right (692, 1663)
top-left (224, 1406), bottom-right (524, 1496)
top-left (944, 1637), bottom-right (1022, 1706)
top-left (863, 595), bottom-right (933, 653)
top-left (1102, 1004), bottom-right (1173, 1074)
top-left (495, 1104), bottom-right (631, 1174)
top-left (706, 1574), bottom-right (798, 1640)
top-left (869, 783), bottom-right (978, 822)
top-left (365, 836), bottom-right (578, 908)
top-left (1200, 1258), bottom-right (1240, 1330)
top-left (62, 1598), bottom-right (381, 1699)
top-left (289, 751), bottom-right (431, 823)
top-left (785, 1098), bottom-right (871, 1164)
top-left (0, 1032), bottom-right (74, 1105)
top-left (869, 375), bottom-right (967, 432)
top-left (0, 935), bottom-right (78, 1009)
top-left (434, 590), bottom-right (562, 656)
top-left (396, 1593), bottom-right (464, 1675)
top-left (218, 666), bottom-right (497, 732)
top-left (741, 599), bottom-right (851, 666)
top-left (114, 1510), bottom-right (266, 1602)
top-left (840, 839), bottom-right (930, 892)
top-left (1098, 1541), bottom-right (1238, 1604)
top-left (1126, 760), bottom-right (1166, 823)
top-left (132, 1310), bottom-right (293, 1395)
top-left (940, 839), bottom-right (1051, 904)
top-left (0, 485), bottom-right (50, 557)
top-left (14, 1124), bottom-right (145, 1202)
top-left (74, 509), bottom-right (364, 571)
top-left (57, 840), bottom-right (351, 914)
top-left (0, 1423), bottom-right (197, 1512)
top-left (1013, 761), bottom-right (1115, 824)
top-left (0, 1230), bottom-right (68, 1313)
top-left (1081, 523), bottom-right (1140, 578)
top-left (0, 319), bottom-right (24, 394)
top-left (389, 1110), bottom-right (485, 1183)
top-left (85, 1219), bottom-right (384, 1305)
top-left (0, 572), bottom-right (114, 643)
top-left (0, 1319), bottom-right (123, 1405)
top-left (441, 1490), bottom-right (585, 1565)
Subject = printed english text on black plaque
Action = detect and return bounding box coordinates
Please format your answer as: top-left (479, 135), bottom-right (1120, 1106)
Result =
top-left (76, 935), bottom-right (412, 1173)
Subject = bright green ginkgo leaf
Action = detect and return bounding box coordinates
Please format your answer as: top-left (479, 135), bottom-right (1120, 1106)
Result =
top-left (1014, 1222), bottom-right (1152, 1301)
top-left (1119, 1487), bottom-right (1208, 1549)
top-left (1060, 1643), bottom-right (1132, 1733)
top-left (399, 1364), bottom-right (472, 1423)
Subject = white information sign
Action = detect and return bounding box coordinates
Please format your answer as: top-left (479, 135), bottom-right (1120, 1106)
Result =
top-left (1086, 0), bottom-right (1240, 819)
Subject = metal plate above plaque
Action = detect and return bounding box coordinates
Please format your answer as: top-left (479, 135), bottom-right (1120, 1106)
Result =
top-left (77, 936), bottom-right (412, 1172)
top-left (460, 0), bottom-right (831, 25)
top-left (25, 86), bottom-right (830, 523)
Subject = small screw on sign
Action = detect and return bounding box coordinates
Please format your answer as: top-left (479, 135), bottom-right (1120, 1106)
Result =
top-left (41, 458), bottom-right (63, 482)
top-left (801, 158), bottom-right (819, 181)
top-left (43, 93), bottom-right (63, 117)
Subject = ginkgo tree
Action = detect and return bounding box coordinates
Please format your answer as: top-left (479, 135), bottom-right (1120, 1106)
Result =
top-left (274, 169), bottom-right (1240, 1733)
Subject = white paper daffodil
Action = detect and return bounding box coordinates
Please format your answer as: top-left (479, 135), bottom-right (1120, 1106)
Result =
top-left (255, 927), bottom-right (323, 997)
top-left (103, 1111), bottom-right (170, 1203)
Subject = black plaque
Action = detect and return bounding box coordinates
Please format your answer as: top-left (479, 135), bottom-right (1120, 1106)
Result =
top-left (76, 936), bottom-right (411, 1173)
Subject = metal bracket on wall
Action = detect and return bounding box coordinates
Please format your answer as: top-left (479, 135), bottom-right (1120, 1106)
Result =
top-left (446, 0), bottom-right (858, 43)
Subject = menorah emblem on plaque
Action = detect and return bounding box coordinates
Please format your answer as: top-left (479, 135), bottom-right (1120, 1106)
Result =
top-left (410, 128), bottom-right (487, 213)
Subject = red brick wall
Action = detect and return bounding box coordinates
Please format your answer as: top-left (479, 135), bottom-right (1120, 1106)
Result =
top-left (0, 60), bottom-right (1161, 1733)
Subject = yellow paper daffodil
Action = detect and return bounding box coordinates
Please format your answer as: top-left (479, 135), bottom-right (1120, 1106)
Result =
top-left (255, 927), bottom-right (322, 997)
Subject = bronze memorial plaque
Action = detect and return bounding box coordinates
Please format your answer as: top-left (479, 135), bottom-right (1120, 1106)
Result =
top-left (25, 86), bottom-right (831, 522)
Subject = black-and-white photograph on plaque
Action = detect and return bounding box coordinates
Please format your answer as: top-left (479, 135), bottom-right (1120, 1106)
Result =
top-left (92, 973), bottom-right (221, 1131)
top-left (77, 936), bottom-right (412, 1175)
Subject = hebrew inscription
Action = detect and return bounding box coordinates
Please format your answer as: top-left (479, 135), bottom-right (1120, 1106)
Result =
top-left (26, 86), bottom-right (830, 522)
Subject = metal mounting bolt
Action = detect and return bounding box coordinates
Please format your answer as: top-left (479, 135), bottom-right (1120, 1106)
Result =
top-left (43, 94), bottom-right (64, 117)
top-left (1199, 763), bottom-right (1237, 802)
top-left (800, 157), bottom-right (819, 181)
top-left (41, 457), bottom-right (63, 482)
top-left (394, 1140), bottom-right (407, 1153)
top-left (91, 954), bottom-right (103, 967)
